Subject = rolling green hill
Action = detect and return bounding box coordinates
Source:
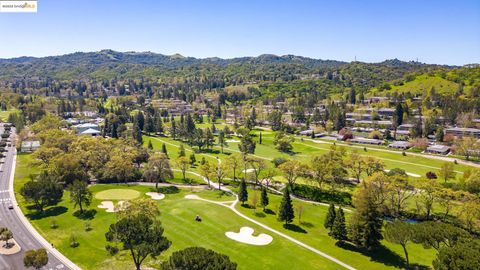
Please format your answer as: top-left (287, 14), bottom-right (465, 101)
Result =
top-left (372, 74), bottom-right (460, 96)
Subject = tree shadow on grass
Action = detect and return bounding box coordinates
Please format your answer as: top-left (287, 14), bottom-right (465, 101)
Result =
top-left (73, 209), bottom-right (97, 220)
top-left (203, 149), bottom-right (221, 155)
top-left (336, 242), bottom-right (429, 270)
top-left (254, 212), bottom-right (266, 218)
top-left (26, 206), bottom-right (68, 220)
top-left (263, 209), bottom-right (275, 215)
top-left (300, 221), bottom-right (314, 228)
top-left (240, 204), bottom-right (254, 209)
top-left (283, 223), bottom-right (307, 234)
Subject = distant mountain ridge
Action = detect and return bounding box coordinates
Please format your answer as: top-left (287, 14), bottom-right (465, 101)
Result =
top-left (0, 50), bottom-right (456, 84)
top-left (0, 49), bottom-right (348, 67)
top-left (0, 49), bottom-right (450, 67)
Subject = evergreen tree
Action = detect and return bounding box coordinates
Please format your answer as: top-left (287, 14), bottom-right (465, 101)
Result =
top-left (161, 143), bottom-right (168, 157)
top-left (218, 131), bottom-right (227, 153)
top-left (185, 114), bottom-right (196, 134)
top-left (144, 113), bottom-right (155, 134)
top-left (238, 179), bottom-right (248, 205)
top-left (349, 88), bottom-right (356, 104)
top-left (245, 108), bottom-right (257, 129)
top-left (205, 128), bottom-right (215, 149)
top-left (260, 187), bottom-right (269, 211)
top-left (238, 133), bottom-right (256, 155)
top-left (170, 120), bottom-right (177, 140)
top-left (359, 91), bottom-right (365, 103)
top-left (133, 123), bottom-right (143, 144)
top-left (155, 114), bottom-right (164, 134)
top-left (353, 197), bottom-right (384, 250)
top-left (331, 207), bottom-right (347, 242)
top-left (435, 126), bottom-right (444, 142)
top-left (147, 140), bottom-right (153, 150)
top-left (178, 144), bottom-right (186, 157)
top-left (136, 111), bottom-right (145, 131)
top-left (189, 154), bottom-right (196, 166)
top-left (324, 203), bottom-right (336, 231)
top-left (395, 103), bottom-right (404, 126)
top-left (278, 188), bottom-right (294, 225)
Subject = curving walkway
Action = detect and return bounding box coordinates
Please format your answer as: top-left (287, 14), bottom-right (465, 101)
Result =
top-left (186, 170), bottom-right (356, 270)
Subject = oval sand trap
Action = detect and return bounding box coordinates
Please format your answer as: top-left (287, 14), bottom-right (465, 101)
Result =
top-left (95, 189), bottom-right (140, 200)
top-left (146, 192), bottom-right (165, 200)
top-left (225, 227), bottom-right (273, 246)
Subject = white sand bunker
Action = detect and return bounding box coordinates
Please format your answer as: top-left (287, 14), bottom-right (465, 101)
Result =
top-left (97, 201), bottom-right (125, 212)
top-left (226, 139), bottom-right (240, 143)
top-left (146, 192), bottom-right (165, 200)
top-left (243, 168), bottom-right (256, 173)
top-left (185, 194), bottom-right (200, 200)
top-left (225, 227), bottom-right (273, 246)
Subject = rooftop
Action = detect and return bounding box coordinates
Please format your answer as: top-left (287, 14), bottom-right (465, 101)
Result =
top-left (389, 141), bottom-right (411, 147)
top-left (445, 127), bottom-right (480, 132)
top-left (427, 145), bottom-right (450, 151)
top-left (80, 128), bottom-right (101, 135)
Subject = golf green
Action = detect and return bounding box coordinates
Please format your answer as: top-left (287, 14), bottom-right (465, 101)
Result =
top-left (94, 188), bottom-right (141, 200)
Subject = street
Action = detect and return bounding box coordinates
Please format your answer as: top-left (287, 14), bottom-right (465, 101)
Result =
top-left (0, 125), bottom-right (69, 270)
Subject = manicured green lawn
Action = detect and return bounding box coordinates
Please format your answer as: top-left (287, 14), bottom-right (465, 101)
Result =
top-left (236, 188), bottom-right (437, 270)
top-left (146, 128), bottom-right (471, 183)
top-left (14, 132), bottom-right (470, 270)
top-left (14, 155), bottom-right (344, 270)
top-left (94, 188), bottom-right (141, 200)
top-left (0, 108), bottom-right (18, 121)
top-left (15, 184), bottom-right (346, 270)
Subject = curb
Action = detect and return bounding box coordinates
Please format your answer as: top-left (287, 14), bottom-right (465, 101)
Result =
top-left (8, 150), bottom-right (82, 270)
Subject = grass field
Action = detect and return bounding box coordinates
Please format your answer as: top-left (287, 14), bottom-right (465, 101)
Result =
top-left (144, 128), bottom-right (472, 184)
top-left (0, 108), bottom-right (18, 121)
top-left (14, 166), bottom-right (342, 269)
top-left (236, 189), bottom-right (436, 270)
top-left (14, 153), bottom-right (439, 270)
top-left (371, 74), bottom-right (459, 96)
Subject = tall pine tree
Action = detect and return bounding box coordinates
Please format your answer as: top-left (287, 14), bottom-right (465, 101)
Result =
top-left (278, 188), bottom-right (294, 225)
top-left (260, 187), bottom-right (269, 211)
top-left (331, 207), bottom-right (347, 242)
top-left (178, 144), bottom-right (186, 157)
top-left (161, 143), bottom-right (168, 158)
top-left (238, 179), bottom-right (248, 206)
top-left (136, 111), bottom-right (145, 131)
top-left (147, 140), bottom-right (153, 150)
top-left (324, 203), bottom-right (336, 231)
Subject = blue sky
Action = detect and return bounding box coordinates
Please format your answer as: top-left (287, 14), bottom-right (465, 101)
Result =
top-left (0, 0), bottom-right (479, 65)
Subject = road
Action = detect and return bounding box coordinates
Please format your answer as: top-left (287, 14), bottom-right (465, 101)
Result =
top-left (0, 126), bottom-right (74, 270)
